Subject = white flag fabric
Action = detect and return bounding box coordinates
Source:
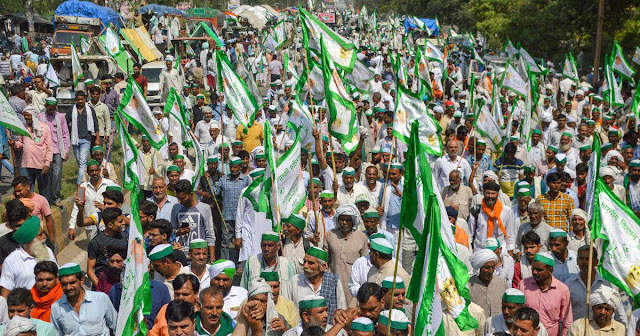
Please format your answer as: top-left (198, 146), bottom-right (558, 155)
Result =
top-left (499, 63), bottom-right (528, 98)
top-left (267, 131), bottom-right (306, 220)
top-left (70, 41), bottom-right (84, 88)
top-left (611, 41), bottom-right (636, 80)
top-left (118, 79), bottom-right (166, 150)
top-left (475, 104), bottom-right (505, 152)
top-left (424, 41), bottom-right (444, 63)
top-left (562, 54), bottom-right (579, 82)
top-left (287, 97), bottom-right (315, 150)
top-left (45, 63), bottom-right (59, 88)
top-left (105, 27), bottom-right (122, 56)
top-left (301, 8), bottom-right (357, 71)
top-left (518, 47), bottom-right (545, 74)
top-left (503, 40), bottom-right (518, 60)
top-left (392, 84), bottom-right (443, 156)
top-left (633, 47), bottom-right (640, 66)
top-left (165, 89), bottom-right (189, 153)
top-left (216, 50), bottom-right (259, 132)
top-left (0, 91), bottom-right (31, 137)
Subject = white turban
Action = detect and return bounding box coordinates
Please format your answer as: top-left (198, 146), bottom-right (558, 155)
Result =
top-left (471, 249), bottom-right (498, 273)
top-left (248, 278), bottom-right (280, 336)
top-left (569, 208), bottom-right (588, 222)
top-left (334, 204), bottom-right (363, 230)
top-left (604, 150), bottom-right (624, 165)
top-left (483, 171), bottom-right (499, 183)
top-left (248, 278), bottom-right (272, 297)
top-left (590, 286), bottom-right (621, 310)
top-left (599, 166), bottom-right (617, 178)
top-left (209, 260), bottom-right (236, 279)
top-left (4, 316), bottom-right (36, 336)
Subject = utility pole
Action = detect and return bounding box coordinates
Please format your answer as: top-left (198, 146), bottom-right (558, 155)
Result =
top-left (593, 0), bottom-right (604, 83)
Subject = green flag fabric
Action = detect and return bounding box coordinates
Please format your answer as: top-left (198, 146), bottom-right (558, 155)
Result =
top-left (216, 49), bottom-right (259, 133)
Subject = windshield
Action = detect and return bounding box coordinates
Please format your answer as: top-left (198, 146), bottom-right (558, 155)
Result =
top-left (53, 31), bottom-right (91, 48)
top-left (142, 67), bottom-right (162, 82)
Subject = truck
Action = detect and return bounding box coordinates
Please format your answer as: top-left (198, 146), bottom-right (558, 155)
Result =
top-left (51, 15), bottom-right (103, 56)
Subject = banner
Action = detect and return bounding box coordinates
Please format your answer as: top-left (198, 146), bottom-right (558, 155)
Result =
top-left (117, 79), bottom-right (166, 150)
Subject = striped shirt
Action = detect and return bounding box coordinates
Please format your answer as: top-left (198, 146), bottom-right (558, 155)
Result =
top-left (213, 174), bottom-right (251, 219)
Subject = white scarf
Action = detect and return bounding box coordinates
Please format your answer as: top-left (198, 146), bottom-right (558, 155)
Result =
top-left (71, 103), bottom-right (94, 145)
top-left (23, 107), bottom-right (43, 139)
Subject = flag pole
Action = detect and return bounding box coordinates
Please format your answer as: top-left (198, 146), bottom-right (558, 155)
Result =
top-left (206, 173), bottom-right (230, 234)
top-left (584, 237), bottom-right (595, 336)
top-left (385, 228), bottom-right (403, 336)
top-left (308, 154), bottom-right (320, 235)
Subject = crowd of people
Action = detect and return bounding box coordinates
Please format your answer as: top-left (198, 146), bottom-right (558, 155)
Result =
top-left (0, 4), bottom-right (638, 336)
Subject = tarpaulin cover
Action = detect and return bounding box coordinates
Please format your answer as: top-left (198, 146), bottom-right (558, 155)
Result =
top-left (55, 0), bottom-right (121, 29)
top-left (403, 17), bottom-right (439, 36)
top-left (140, 4), bottom-right (189, 17)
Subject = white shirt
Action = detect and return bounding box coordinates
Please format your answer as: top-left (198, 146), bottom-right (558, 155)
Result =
top-left (222, 286), bottom-right (248, 320)
top-left (348, 255), bottom-right (372, 297)
top-left (285, 273), bottom-right (347, 311)
top-left (434, 155), bottom-right (472, 189)
top-left (468, 205), bottom-right (516, 252)
top-left (484, 314), bottom-right (549, 336)
top-left (69, 178), bottom-right (116, 234)
top-left (336, 183), bottom-right (372, 208)
top-left (358, 180), bottom-right (383, 206)
top-left (283, 322), bottom-right (346, 336)
top-left (0, 247), bottom-right (57, 290)
top-left (188, 264), bottom-right (211, 291)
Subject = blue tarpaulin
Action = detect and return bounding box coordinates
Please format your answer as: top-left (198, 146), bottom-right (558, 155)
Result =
top-left (403, 17), bottom-right (439, 36)
top-left (140, 4), bottom-right (190, 17)
top-left (55, 0), bottom-right (122, 29)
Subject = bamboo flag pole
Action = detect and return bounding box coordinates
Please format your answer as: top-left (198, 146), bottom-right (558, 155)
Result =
top-left (385, 228), bottom-right (403, 336)
top-left (584, 237), bottom-right (595, 336)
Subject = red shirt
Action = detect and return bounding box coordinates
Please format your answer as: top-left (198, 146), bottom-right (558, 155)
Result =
top-left (133, 73), bottom-right (148, 91)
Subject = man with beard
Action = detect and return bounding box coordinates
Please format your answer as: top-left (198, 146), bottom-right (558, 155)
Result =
top-left (195, 286), bottom-right (235, 335)
top-left (469, 181), bottom-right (516, 254)
top-left (442, 170), bottom-right (473, 220)
top-left (209, 259), bottom-right (247, 320)
top-left (30, 261), bottom-right (62, 322)
top-left (149, 176), bottom-right (179, 221)
top-left (327, 205), bottom-right (369, 308)
top-left (0, 288), bottom-right (56, 335)
top-left (567, 286), bottom-right (625, 336)
top-left (483, 289), bottom-right (549, 335)
top-left (86, 207), bottom-right (127, 289)
top-left (282, 295), bottom-right (347, 335)
top-left (566, 209), bottom-right (589, 252)
top-left (68, 160), bottom-right (116, 241)
top-left (0, 216), bottom-right (56, 297)
top-left (305, 190), bottom-right (336, 248)
top-left (240, 232), bottom-right (296, 297)
top-left (96, 248), bottom-right (125, 295)
top-left (518, 253), bottom-right (572, 336)
top-left (285, 247), bottom-right (346, 321)
top-left (232, 278), bottom-right (291, 335)
top-left (66, 91), bottom-right (100, 185)
top-left (149, 274), bottom-right (200, 336)
top-left (13, 106), bottom-right (52, 193)
top-left (260, 271), bottom-right (300, 328)
top-left (627, 160), bottom-right (640, 217)
top-left (51, 263), bottom-right (117, 335)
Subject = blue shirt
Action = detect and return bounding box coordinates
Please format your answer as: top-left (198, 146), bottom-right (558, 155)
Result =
top-left (213, 174), bottom-right (251, 219)
top-left (51, 290), bottom-right (117, 336)
top-left (380, 183), bottom-right (403, 230)
top-left (109, 279), bottom-right (172, 330)
top-left (148, 195), bottom-right (179, 221)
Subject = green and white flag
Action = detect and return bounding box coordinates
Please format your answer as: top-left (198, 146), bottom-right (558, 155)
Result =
top-left (585, 134), bottom-right (601, 221)
top-left (402, 121), bottom-right (477, 336)
top-left (321, 37), bottom-right (358, 143)
top-left (449, 29), bottom-right (460, 39)
top-left (412, 16), bottom-right (429, 34)
top-left (114, 112), bottom-right (152, 336)
top-left (633, 47), bottom-right (640, 66)
top-left (70, 40), bottom-right (84, 88)
top-left (503, 40), bottom-right (518, 60)
top-left (284, 52), bottom-right (300, 83)
top-left (611, 41), bottom-right (635, 81)
top-left (604, 59), bottom-right (625, 108)
top-left (165, 88), bottom-right (191, 151)
top-left (518, 47), bottom-right (545, 75)
top-left (415, 47), bottom-right (433, 98)
top-left (117, 79), bottom-right (166, 150)
top-left (263, 130), bottom-right (306, 222)
top-left (273, 20), bottom-right (288, 49)
top-left (344, 59), bottom-right (373, 94)
top-left (0, 91), bottom-right (31, 138)
top-left (216, 49), bottom-right (259, 132)
top-left (562, 53), bottom-right (579, 82)
top-left (105, 27), bottom-right (122, 56)
top-left (591, 176), bottom-right (640, 307)
top-left (392, 84), bottom-right (442, 156)
top-left (474, 103), bottom-right (505, 152)
top-left (631, 83), bottom-right (640, 122)
top-left (424, 41), bottom-right (444, 63)
top-left (287, 96), bottom-right (315, 150)
top-left (300, 8), bottom-right (357, 71)
top-left (370, 10), bottom-right (378, 30)
top-left (80, 35), bottom-right (90, 55)
top-left (473, 48), bottom-right (485, 68)
top-left (499, 63), bottom-right (528, 98)
top-left (45, 63), bottom-right (59, 88)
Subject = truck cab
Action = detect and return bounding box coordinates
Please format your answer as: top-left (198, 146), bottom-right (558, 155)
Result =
top-left (51, 15), bottom-right (102, 56)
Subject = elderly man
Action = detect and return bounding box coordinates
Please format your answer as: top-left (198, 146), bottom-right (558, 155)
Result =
top-left (366, 236), bottom-right (410, 286)
top-left (547, 229), bottom-right (579, 282)
top-left (187, 239), bottom-right (212, 290)
top-left (518, 253), bottom-right (573, 336)
top-left (469, 249), bottom-right (510, 317)
top-left (282, 295), bottom-right (347, 336)
top-left (516, 201), bottom-right (552, 253)
top-left (260, 271), bottom-right (300, 328)
top-left (240, 232), bottom-right (296, 297)
top-left (442, 170), bottom-right (474, 220)
top-left (336, 167), bottom-right (371, 207)
top-left (159, 55), bottom-right (183, 102)
top-left (434, 139), bottom-right (472, 189)
top-left (305, 190), bottom-right (337, 249)
top-left (195, 286), bottom-right (235, 335)
top-left (38, 97), bottom-right (70, 205)
top-left (232, 278), bottom-right (291, 335)
top-left (566, 209), bottom-right (588, 252)
top-left (484, 288), bottom-right (550, 335)
top-left (209, 259), bottom-right (247, 320)
top-left (285, 247), bottom-right (346, 321)
top-left (567, 287), bottom-right (625, 336)
top-left (485, 237), bottom-right (515, 285)
top-left (469, 181), bottom-right (516, 253)
top-left (327, 204), bottom-right (369, 308)
top-left (14, 106), bottom-right (52, 192)
top-left (0, 216), bottom-right (56, 297)
top-left (282, 215), bottom-right (310, 274)
top-left (564, 246), bottom-right (628, 327)
top-left (50, 263), bottom-right (117, 335)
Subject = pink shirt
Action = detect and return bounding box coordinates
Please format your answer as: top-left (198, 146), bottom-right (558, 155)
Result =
top-left (15, 123), bottom-right (53, 169)
top-left (519, 276), bottom-right (573, 336)
top-left (38, 112), bottom-right (70, 155)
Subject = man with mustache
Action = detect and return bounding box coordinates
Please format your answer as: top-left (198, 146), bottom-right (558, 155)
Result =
top-left (483, 289), bottom-right (549, 335)
top-left (0, 288), bottom-right (56, 335)
top-left (0, 216), bottom-right (56, 298)
top-left (30, 261), bottom-right (62, 322)
top-left (196, 286), bottom-right (234, 335)
top-left (567, 286), bottom-right (625, 336)
top-left (469, 181), bottom-right (516, 255)
top-left (95, 248), bottom-right (125, 295)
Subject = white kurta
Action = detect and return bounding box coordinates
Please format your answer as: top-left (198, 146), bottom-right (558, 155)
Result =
top-left (236, 194), bottom-right (272, 262)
